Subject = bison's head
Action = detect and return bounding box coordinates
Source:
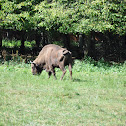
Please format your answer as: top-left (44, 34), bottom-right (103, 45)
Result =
top-left (31, 62), bottom-right (42, 75)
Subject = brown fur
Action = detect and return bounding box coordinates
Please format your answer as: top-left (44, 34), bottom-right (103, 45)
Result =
top-left (31, 44), bottom-right (72, 80)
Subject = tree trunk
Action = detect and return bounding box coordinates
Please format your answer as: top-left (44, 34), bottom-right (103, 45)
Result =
top-left (78, 33), bottom-right (84, 58)
top-left (20, 31), bottom-right (25, 54)
top-left (63, 34), bottom-right (70, 49)
top-left (0, 29), bottom-right (2, 47)
top-left (88, 31), bottom-right (96, 59)
top-left (35, 32), bottom-right (41, 48)
top-left (42, 32), bottom-right (48, 46)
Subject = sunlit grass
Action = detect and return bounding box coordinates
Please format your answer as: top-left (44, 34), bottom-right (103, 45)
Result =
top-left (2, 39), bottom-right (35, 48)
top-left (0, 60), bottom-right (126, 125)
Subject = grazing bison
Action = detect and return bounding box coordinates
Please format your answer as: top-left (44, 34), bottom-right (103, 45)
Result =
top-left (31, 44), bottom-right (72, 80)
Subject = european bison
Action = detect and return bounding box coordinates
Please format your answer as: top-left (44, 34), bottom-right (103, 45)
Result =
top-left (31, 44), bottom-right (72, 80)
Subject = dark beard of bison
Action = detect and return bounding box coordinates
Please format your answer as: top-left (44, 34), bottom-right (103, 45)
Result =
top-left (31, 62), bottom-right (43, 75)
top-left (36, 65), bottom-right (43, 75)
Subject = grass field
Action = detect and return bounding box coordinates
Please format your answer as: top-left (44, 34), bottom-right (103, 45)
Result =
top-left (0, 59), bottom-right (126, 126)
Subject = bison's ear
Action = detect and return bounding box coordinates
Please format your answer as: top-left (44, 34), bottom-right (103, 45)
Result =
top-left (30, 61), bottom-right (34, 64)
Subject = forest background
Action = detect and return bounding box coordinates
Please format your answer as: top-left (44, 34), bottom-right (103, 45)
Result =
top-left (0, 0), bottom-right (126, 61)
top-left (0, 1), bottom-right (126, 125)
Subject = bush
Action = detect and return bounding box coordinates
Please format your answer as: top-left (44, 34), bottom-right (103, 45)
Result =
top-left (73, 57), bottom-right (126, 74)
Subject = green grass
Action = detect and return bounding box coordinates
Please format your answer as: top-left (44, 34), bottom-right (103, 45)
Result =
top-left (0, 60), bottom-right (126, 126)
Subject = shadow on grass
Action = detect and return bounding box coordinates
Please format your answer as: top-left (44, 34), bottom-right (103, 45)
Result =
top-left (72, 78), bottom-right (88, 82)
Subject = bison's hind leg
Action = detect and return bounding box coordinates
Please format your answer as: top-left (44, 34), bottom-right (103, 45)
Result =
top-left (48, 71), bottom-right (52, 79)
top-left (68, 63), bottom-right (72, 80)
top-left (59, 65), bottom-right (66, 80)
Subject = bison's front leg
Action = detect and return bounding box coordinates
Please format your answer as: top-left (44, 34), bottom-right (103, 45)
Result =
top-left (49, 66), bottom-right (57, 80)
top-left (45, 67), bottom-right (52, 79)
top-left (46, 67), bottom-right (56, 79)
top-left (48, 71), bottom-right (52, 78)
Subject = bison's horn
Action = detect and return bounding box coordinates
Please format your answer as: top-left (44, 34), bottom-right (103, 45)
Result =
top-left (30, 61), bottom-right (33, 64)
top-left (31, 62), bottom-right (39, 67)
top-left (30, 61), bottom-right (36, 66)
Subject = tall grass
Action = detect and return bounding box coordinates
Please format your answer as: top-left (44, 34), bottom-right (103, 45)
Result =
top-left (0, 59), bottom-right (126, 125)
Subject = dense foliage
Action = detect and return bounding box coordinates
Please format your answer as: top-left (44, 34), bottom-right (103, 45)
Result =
top-left (0, 0), bottom-right (126, 35)
top-left (0, 0), bottom-right (126, 61)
